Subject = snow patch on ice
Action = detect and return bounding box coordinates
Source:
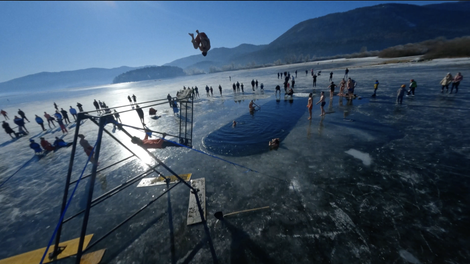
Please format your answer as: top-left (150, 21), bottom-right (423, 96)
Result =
top-left (10, 208), bottom-right (20, 221)
top-left (289, 178), bottom-right (300, 191)
top-left (345, 149), bottom-right (372, 166)
top-left (399, 249), bottom-right (421, 264)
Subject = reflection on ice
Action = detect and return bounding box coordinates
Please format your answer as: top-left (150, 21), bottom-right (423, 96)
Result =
top-left (345, 148), bottom-right (372, 166)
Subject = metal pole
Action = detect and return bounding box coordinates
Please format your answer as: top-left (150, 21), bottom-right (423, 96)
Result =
top-left (63, 168), bottom-right (156, 223)
top-left (75, 116), bottom-right (106, 264)
top-left (51, 112), bottom-right (83, 259)
top-left (89, 118), bottom-right (167, 180)
top-left (83, 181), bottom-right (182, 252)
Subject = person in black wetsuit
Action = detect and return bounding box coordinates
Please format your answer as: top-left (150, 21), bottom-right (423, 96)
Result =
top-left (2, 121), bottom-right (17, 139)
top-left (135, 105), bottom-right (145, 125)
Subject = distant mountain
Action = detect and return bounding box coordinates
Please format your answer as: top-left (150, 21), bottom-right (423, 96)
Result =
top-left (113, 66), bottom-right (186, 84)
top-left (0, 66), bottom-right (136, 93)
top-left (164, 44), bottom-right (267, 72)
top-left (166, 2), bottom-right (470, 70)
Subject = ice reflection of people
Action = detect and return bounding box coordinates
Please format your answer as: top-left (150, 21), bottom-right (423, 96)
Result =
top-left (316, 91), bottom-right (326, 116)
top-left (269, 138), bottom-right (280, 149)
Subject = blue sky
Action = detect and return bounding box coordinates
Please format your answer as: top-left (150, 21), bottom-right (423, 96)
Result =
top-left (0, 1), bottom-right (449, 83)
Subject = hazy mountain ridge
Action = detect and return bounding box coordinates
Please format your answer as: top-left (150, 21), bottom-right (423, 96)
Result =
top-left (0, 66), bottom-right (136, 93)
top-left (112, 66), bottom-right (186, 84)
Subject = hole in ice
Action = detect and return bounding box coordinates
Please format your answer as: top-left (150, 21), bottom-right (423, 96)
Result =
top-left (203, 98), bottom-right (306, 156)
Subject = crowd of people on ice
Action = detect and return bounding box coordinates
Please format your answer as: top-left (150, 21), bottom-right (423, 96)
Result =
top-left (1, 64), bottom-right (464, 156)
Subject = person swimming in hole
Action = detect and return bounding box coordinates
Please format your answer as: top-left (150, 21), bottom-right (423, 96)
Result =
top-left (249, 100), bottom-right (259, 112)
top-left (189, 30), bottom-right (211, 56)
top-left (269, 138), bottom-right (280, 150)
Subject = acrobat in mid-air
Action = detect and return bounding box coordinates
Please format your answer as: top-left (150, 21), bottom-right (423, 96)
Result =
top-left (189, 30), bottom-right (211, 56)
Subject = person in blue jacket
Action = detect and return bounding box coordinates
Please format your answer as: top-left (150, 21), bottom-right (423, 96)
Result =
top-left (29, 139), bottom-right (43, 155)
top-left (13, 116), bottom-right (29, 134)
top-left (35, 115), bottom-right (46, 131)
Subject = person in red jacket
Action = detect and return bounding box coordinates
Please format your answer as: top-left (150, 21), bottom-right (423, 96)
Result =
top-left (188, 30), bottom-right (211, 56)
top-left (40, 137), bottom-right (55, 152)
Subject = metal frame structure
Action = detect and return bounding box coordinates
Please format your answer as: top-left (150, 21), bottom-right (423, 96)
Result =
top-left (47, 93), bottom-right (218, 263)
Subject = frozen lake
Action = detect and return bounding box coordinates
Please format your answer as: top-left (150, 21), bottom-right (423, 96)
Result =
top-left (1, 57), bottom-right (470, 263)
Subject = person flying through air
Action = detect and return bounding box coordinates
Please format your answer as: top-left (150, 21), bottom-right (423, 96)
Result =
top-left (189, 30), bottom-right (211, 56)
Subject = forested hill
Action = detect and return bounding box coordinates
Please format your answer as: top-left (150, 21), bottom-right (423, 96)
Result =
top-left (166, 2), bottom-right (470, 71)
top-left (112, 66), bottom-right (186, 84)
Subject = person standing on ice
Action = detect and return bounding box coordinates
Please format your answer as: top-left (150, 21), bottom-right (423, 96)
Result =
top-left (397, 84), bottom-right (406, 105)
top-left (113, 109), bottom-right (122, 123)
top-left (69, 106), bottom-right (78, 121)
top-left (450, 72), bottom-right (463, 94)
top-left (167, 94), bottom-right (172, 107)
top-left (188, 30), bottom-right (211, 56)
top-left (316, 91), bottom-right (326, 116)
top-left (219, 85), bottom-right (222, 95)
top-left (344, 68), bottom-right (349, 79)
top-left (440, 73), bottom-right (453, 93)
top-left (93, 99), bottom-right (100, 114)
top-left (13, 116), bottom-right (29, 134)
top-left (78, 134), bottom-right (97, 165)
top-left (132, 94), bottom-right (137, 103)
top-left (1, 109), bottom-right (9, 120)
top-left (135, 105), bottom-right (145, 125)
top-left (307, 93), bottom-right (313, 120)
top-left (127, 95), bottom-right (132, 105)
top-left (2, 121), bottom-right (17, 139)
top-left (372, 80), bottom-right (379, 97)
top-left (76, 102), bottom-right (84, 112)
top-left (17, 109), bottom-right (30, 122)
top-left (60, 108), bottom-right (71, 124)
top-left (44, 112), bottom-right (56, 129)
top-left (35, 115), bottom-right (46, 131)
top-left (328, 82), bottom-right (337, 98)
top-left (329, 72), bottom-right (333, 82)
top-left (53, 102), bottom-right (58, 111)
top-left (408, 79), bottom-right (417, 96)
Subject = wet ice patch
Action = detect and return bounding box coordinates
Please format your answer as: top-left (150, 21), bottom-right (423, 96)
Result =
top-left (345, 149), bottom-right (372, 166)
top-left (399, 250), bottom-right (421, 264)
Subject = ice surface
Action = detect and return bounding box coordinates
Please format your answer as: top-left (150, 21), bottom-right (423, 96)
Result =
top-left (1, 57), bottom-right (470, 263)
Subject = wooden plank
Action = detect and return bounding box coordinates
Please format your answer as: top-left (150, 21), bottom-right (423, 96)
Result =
top-left (187, 178), bottom-right (206, 225)
top-left (137, 173), bottom-right (192, 187)
top-left (0, 234), bottom-right (94, 264)
top-left (80, 249), bottom-right (106, 264)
